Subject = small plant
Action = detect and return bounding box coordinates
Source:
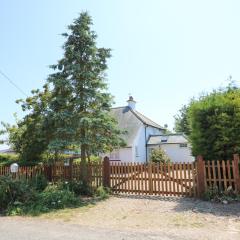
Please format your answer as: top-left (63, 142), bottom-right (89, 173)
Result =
top-left (150, 148), bottom-right (171, 164)
top-left (58, 180), bottom-right (93, 196)
top-left (37, 185), bottom-right (79, 211)
top-left (95, 186), bottom-right (111, 199)
top-left (29, 174), bottom-right (48, 191)
top-left (204, 185), bottom-right (240, 203)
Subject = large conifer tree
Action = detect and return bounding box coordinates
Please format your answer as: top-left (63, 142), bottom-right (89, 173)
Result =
top-left (47, 12), bottom-right (124, 181)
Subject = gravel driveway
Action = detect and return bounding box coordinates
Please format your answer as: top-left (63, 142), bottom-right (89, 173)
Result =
top-left (0, 217), bottom-right (183, 240)
top-left (1, 195), bottom-right (240, 240)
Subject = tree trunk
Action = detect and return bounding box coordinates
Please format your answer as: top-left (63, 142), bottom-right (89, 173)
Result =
top-left (80, 128), bottom-right (88, 185)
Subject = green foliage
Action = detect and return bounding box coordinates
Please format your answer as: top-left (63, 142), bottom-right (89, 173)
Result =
top-left (28, 174), bottom-right (48, 191)
top-left (7, 186), bottom-right (79, 216)
top-left (0, 177), bottom-right (80, 216)
top-left (0, 175), bottom-right (110, 216)
top-left (174, 104), bottom-right (191, 136)
top-left (0, 85), bottom-right (53, 162)
top-left (174, 82), bottom-right (240, 160)
top-left (46, 11), bottom-right (125, 176)
top-left (95, 186), bottom-right (110, 199)
top-left (150, 148), bottom-right (171, 164)
top-left (0, 153), bottom-right (18, 166)
top-left (0, 176), bottom-right (37, 211)
top-left (58, 180), bottom-right (93, 196)
top-left (204, 186), bottom-right (240, 203)
top-left (188, 87), bottom-right (240, 160)
top-left (35, 185), bottom-right (79, 211)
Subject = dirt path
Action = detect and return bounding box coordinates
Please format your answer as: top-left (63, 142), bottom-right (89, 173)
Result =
top-left (2, 196), bottom-right (240, 240)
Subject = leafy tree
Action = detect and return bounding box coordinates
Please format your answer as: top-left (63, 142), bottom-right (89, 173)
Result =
top-left (174, 104), bottom-right (191, 136)
top-left (188, 87), bottom-right (240, 160)
top-left (1, 85), bottom-right (52, 162)
top-left (150, 148), bottom-right (171, 164)
top-left (163, 124), bottom-right (172, 134)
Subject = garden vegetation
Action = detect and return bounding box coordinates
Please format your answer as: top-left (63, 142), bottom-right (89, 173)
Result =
top-left (0, 175), bottom-right (110, 216)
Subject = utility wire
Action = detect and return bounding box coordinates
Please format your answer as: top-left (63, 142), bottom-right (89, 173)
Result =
top-left (0, 69), bottom-right (28, 97)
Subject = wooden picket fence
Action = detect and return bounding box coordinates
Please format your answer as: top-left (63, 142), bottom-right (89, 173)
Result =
top-left (0, 165), bottom-right (44, 180)
top-left (203, 157), bottom-right (240, 192)
top-left (0, 163), bottom-right (103, 188)
top-left (43, 163), bottom-right (103, 188)
top-left (0, 154), bottom-right (240, 198)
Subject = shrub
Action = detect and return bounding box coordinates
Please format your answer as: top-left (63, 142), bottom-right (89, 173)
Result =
top-left (29, 174), bottom-right (48, 191)
top-left (6, 184), bottom-right (80, 215)
top-left (204, 185), bottom-right (240, 203)
top-left (0, 176), bottom-right (37, 211)
top-left (150, 148), bottom-right (171, 164)
top-left (58, 180), bottom-right (93, 196)
top-left (95, 186), bottom-right (110, 199)
top-left (36, 185), bottom-right (79, 211)
top-left (0, 153), bottom-right (19, 166)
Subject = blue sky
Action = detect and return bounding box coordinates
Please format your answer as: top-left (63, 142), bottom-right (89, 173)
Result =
top-left (1, 0), bottom-right (240, 149)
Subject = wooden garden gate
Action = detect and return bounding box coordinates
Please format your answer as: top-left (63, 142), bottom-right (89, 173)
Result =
top-left (102, 154), bottom-right (240, 198)
top-left (109, 161), bottom-right (197, 197)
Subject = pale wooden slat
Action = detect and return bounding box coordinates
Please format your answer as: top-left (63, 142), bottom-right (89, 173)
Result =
top-left (179, 163), bottom-right (183, 196)
top-left (192, 163), bottom-right (196, 197)
top-left (222, 161), bottom-right (227, 190)
top-left (183, 163), bottom-right (187, 196)
top-left (227, 160), bottom-right (232, 188)
top-left (212, 161), bottom-right (216, 187)
top-left (207, 161), bottom-right (211, 187)
top-left (160, 163), bottom-right (164, 194)
top-left (187, 163), bottom-right (191, 197)
top-left (175, 163), bottom-right (179, 195)
top-left (168, 163), bottom-right (172, 196)
top-left (217, 160), bottom-right (221, 190)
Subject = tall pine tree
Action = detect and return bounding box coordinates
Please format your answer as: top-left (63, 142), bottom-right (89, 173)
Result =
top-left (47, 12), bottom-right (124, 182)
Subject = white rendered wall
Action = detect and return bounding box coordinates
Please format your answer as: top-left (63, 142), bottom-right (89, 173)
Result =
top-left (148, 144), bottom-right (195, 163)
top-left (132, 126), bottom-right (146, 163)
top-left (104, 126), bottom-right (164, 163)
top-left (132, 126), bottom-right (164, 163)
top-left (103, 148), bottom-right (133, 162)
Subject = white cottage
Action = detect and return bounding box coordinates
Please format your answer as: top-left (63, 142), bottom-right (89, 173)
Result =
top-left (147, 134), bottom-right (195, 163)
top-left (106, 96), bottom-right (165, 163)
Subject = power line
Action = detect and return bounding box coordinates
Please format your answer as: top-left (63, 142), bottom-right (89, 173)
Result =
top-left (0, 69), bottom-right (28, 97)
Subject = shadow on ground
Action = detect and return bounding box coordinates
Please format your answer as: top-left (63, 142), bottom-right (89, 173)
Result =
top-left (114, 194), bottom-right (240, 217)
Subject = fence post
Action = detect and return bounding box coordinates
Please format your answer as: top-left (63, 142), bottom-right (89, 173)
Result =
top-left (148, 162), bottom-right (153, 195)
top-left (196, 155), bottom-right (205, 198)
top-left (44, 165), bottom-right (52, 182)
top-left (103, 156), bottom-right (110, 188)
top-left (69, 158), bottom-right (73, 181)
top-left (233, 154), bottom-right (240, 193)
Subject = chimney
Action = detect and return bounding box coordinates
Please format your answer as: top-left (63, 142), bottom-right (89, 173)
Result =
top-left (127, 96), bottom-right (136, 110)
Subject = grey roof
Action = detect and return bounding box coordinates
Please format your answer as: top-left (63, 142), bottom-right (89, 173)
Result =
top-left (0, 148), bottom-right (15, 154)
top-left (132, 110), bottom-right (164, 129)
top-left (147, 134), bottom-right (188, 145)
top-left (110, 106), bottom-right (164, 147)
